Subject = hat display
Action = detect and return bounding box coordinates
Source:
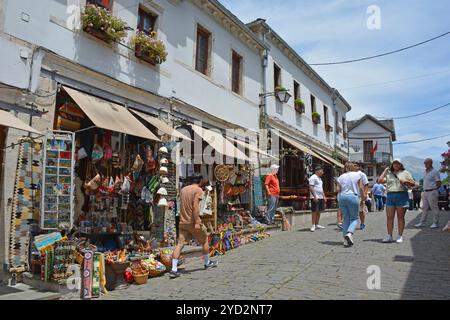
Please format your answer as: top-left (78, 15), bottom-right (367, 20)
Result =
top-left (160, 158), bottom-right (169, 164)
top-left (158, 198), bottom-right (168, 207)
top-left (159, 166), bottom-right (168, 174)
top-left (156, 187), bottom-right (168, 196)
top-left (160, 177), bottom-right (170, 184)
top-left (159, 146), bottom-right (168, 154)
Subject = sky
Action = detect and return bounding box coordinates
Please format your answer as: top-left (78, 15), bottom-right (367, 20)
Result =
top-left (220, 0), bottom-right (450, 161)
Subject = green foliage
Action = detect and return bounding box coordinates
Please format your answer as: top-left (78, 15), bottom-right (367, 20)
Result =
top-left (294, 99), bottom-right (305, 107)
top-left (82, 4), bottom-right (128, 43)
top-left (131, 31), bottom-right (168, 64)
top-left (312, 112), bottom-right (321, 119)
top-left (275, 86), bottom-right (287, 92)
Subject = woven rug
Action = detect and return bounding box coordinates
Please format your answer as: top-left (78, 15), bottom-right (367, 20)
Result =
top-left (8, 138), bottom-right (42, 270)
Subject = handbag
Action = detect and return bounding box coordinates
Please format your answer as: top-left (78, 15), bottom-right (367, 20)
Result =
top-left (200, 191), bottom-right (213, 216)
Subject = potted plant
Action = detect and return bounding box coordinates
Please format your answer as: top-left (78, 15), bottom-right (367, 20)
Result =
top-left (131, 31), bottom-right (168, 65)
top-left (294, 99), bottom-right (305, 113)
top-left (325, 124), bottom-right (333, 132)
top-left (81, 4), bottom-right (128, 43)
top-left (343, 132), bottom-right (348, 139)
top-left (312, 112), bottom-right (321, 124)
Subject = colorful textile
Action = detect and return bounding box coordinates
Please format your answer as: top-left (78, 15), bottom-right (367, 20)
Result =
top-left (9, 138), bottom-right (42, 270)
top-left (92, 253), bottom-right (101, 297)
top-left (82, 250), bottom-right (93, 299)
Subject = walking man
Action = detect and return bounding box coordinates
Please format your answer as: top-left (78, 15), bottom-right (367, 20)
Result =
top-left (372, 181), bottom-right (386, 211)
top-left (170, 174), bottom-right (217, 278)
top-left (354, 164), bottom-right (369, 230)
top-left (309, 166), bottom-right (327, 232)
top-left (415, 159), bottom-right (441, 229)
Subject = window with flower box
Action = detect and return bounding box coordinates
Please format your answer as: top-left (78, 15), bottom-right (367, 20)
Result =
top-left (138, 7), bottom-right (157, 35)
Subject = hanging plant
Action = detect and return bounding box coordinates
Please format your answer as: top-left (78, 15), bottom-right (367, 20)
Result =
top-left (312, 112), bottom-right (321, 124)
top-left (275, 86), bottom-right (287, 92)
top-left (131, 31), bottom-right (168, 65)
top-left (82, 4), bottom-right (128, 43)
top-left (294, 99), bottom-right (305, 113)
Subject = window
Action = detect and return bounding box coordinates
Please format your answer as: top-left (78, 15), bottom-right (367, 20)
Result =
top-left (86, 0), bottom-right (111, 9)
top-left (195, 25), bottom-right (211, 76)
top-left (293, 81), bottom-right (300, 100)
top-left (324, 106), bottom-right (329, 125)
top-left (342, 116), bottom-right (346, 134)
top-left (367, 167), bottom-right (374, 177)
top-left (231, 51), bottom-right (243, 95)
top-left (137, 7), bottom-right (157, 35)
top-left (274, 64), bottom-right (281, 90)
top-left (335, 111), bottom-right (339, 130)
top-left (310, 95), bottom-right (316, 113)
top-left (363, 140), bottom-right (374, 162)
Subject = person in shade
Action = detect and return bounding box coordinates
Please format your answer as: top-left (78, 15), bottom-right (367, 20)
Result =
top-left (170, 174), bottom-right (217, 278)
top-left (378, 159), bottom-right (416, 244)
top-left (265, 164), bottom-right (281, 225)
top-left (372, 181), bottom-right (386, 211)
top-left (337, 162), bottom-right (364, 247)
top-left (309, 166), bottom-right (327, 232)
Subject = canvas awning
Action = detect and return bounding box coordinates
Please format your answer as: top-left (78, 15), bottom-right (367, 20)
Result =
top-left (279, 134), bottom-right (332, 165)
top-left (191, 124), bottom-right (248, 162)
top-left (227, 137), bottom-right (278, 159)
top-left (312, 149), bottom-right (345, 168)
top-left (63, 86), bottom-right (160, 141)
top-left (0, 109), bottom-right (42, 134)
top-left (130, 109), bottom-right (192, 141)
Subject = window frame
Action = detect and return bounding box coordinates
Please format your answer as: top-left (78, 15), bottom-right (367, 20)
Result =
top-left (137, 6), bottom-right (158, 35)
top-left (293, 81), bottom-right (300, 100)
top-left (273, 63), bottom-right (281, 90)
top-left (310, 95), bottom-right (316, 114)
top-left (195, 24), bottom-right (212, 76)
top-left (323, 105), bottom-right (329, 125)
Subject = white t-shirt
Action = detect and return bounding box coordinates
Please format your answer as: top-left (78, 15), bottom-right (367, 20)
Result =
top-left (358, 171), bottom-right (369, 186)
top-left (423, 168), bottom-right (441, 190)
top-left (337, 172), bottom-right (362, 196)
top-left (309, 174), bottom-right (324, 199)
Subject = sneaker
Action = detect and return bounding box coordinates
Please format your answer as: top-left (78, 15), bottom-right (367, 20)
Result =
top-left (382, 235), bottom-right (394, 243)
top-left (310, 225), bottom-right (316, 232)
top-left (360, 224), bottom-right (366, 230)
top-left (344, 233), bottom-right (354, 246)
top-left (169, 270), bottom-right (181, 279)
top-left (430, 223), bottom-right (439, 229)
top-left (337, 224), bottom-right (343, 230)
top-left (414, 223), bottom-right (425, 228)
top-left (204, 260), bottom-right (218, 270)
top-left (396, 236), bottom-right (403, 243)
top-left (315, 225), bottom-right (325, 229)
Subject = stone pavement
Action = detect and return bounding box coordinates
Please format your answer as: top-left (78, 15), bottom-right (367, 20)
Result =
top-left (62, 209), bottom-right (450, 300)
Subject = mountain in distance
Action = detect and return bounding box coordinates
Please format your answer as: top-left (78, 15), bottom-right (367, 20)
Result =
top-left (400, 156), bottom-right (441, 181)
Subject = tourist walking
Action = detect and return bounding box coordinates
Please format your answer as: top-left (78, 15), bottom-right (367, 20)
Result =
top-left (265, 164), bottom-right (281, 225)
top-left (354, 164), bottom-right (369, 230)
top-left (378, 159), bottom-right (416, 243)
top-left (309, 166), bottom-right (327, 232)
top-left (337, 162), bottom-right (364, 247)
top-left (372, 181), bottom-right (386, 211)
top-left (170, 174), bottom-right (217, 278)
top-left (415, 159), bottom-right (441, 229)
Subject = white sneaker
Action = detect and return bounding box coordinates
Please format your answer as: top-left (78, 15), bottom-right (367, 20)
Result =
top-left (382, 235), bottom-right (393, 243)
top-left (430, 223), bottom-right (439, 229)
top-left (414, 223), bottom-right (425, 228)
top-left (396, 236), bottom-right (403, 243)
top-left (315, 224), bottom-right (325, 229)
top-left (310, 225), bottom-right (316, 232)
top-left (344, 233), bottom-right (354, 246)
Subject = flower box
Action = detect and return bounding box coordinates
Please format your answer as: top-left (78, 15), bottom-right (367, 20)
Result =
top-left (325, 124), bottom-right (333, 132)
top-left (343, 132), bottom-right (348, 139)
top-left (131, 31), bottom-right (168, 66)
top-left (83, 26), bottom-right (108, 42)
top-left (312, 112), bottom-right (321, 125)
top-left (294, 99), bottom-right (305, 113)
top-left (135, 45), bottom-right (159, 65)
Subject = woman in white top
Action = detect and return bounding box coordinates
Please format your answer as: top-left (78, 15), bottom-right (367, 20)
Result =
top-left (336, 162), bottom-right (364, 246)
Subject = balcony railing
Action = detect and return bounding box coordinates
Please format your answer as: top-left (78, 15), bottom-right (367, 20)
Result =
top-left (349, 152), bottom-right (392, 164)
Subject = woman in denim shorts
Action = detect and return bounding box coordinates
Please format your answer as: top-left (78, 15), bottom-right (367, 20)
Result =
top-left (378, 159), bottom-right (416, 244)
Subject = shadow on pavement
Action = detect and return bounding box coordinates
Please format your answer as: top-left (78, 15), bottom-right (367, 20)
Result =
top-left (362, 239), bottom-right (384, 243)
top-left (319, 241), bottom-right (343, 246)
top-left (400, 210), bottom-right (450, 300)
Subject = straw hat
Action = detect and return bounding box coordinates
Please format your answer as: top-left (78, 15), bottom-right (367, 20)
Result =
top-left (159, 167), bottom-right (168, 174)
top-left (160, 158), bottom-right (169, 164)
top-left (159, 146), bottom-right (169, 154)
top-left (158, 198), bottom-right (168, 207)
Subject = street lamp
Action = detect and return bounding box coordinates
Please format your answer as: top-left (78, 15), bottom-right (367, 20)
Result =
top-left (275, 90), bottom-right (292, 104)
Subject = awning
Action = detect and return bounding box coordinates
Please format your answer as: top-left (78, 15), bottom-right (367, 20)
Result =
top-left (279, 134), bottom-right (332, 165)
top-left (0, 109), bottom-right (42, 134)
top-left (63, 86), bottom-right (159, 141)
top-left (227, 137), bottom-right (278, 159)
top-left (130, 109), bottom-right (192, 141)
top-left (191, 124), bottom-right (248, 162)
top-left (312, 149), bottom-right (345, 168)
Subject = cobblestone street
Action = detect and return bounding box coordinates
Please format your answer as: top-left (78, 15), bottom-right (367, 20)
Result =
top-left (62, 209), bottom-right (450, 300)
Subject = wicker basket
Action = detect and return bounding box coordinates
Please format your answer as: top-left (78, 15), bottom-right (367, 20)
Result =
top-left (133, 272), bottom-right (149, 285)
top-left (160, 254), bottom-right (172, 268)
top-left (148, 268), bottom-right (165, 278)
top-left (74, 251), bottom-right (84, 265)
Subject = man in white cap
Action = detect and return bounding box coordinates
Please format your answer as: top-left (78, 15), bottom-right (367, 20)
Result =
top-left (309, 166), bottom-right (327, 231)
top-left (265, 164), bottom-right (281, 224)
top-left (415, 158), bottom-right (441, 228)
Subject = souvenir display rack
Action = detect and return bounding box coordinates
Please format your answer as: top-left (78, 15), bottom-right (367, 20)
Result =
top-left (41, 131), bottom-right (76, 230)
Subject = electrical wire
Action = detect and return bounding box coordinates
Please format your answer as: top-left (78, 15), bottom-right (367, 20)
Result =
top-left (394, 133), bottom-right (450, 145)
top-left (339, 67), bottom-right (450, 91)
top-left (309, 30), bottom-right (450, 66)
top-left (376, 102), bottom-right (450, 120)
